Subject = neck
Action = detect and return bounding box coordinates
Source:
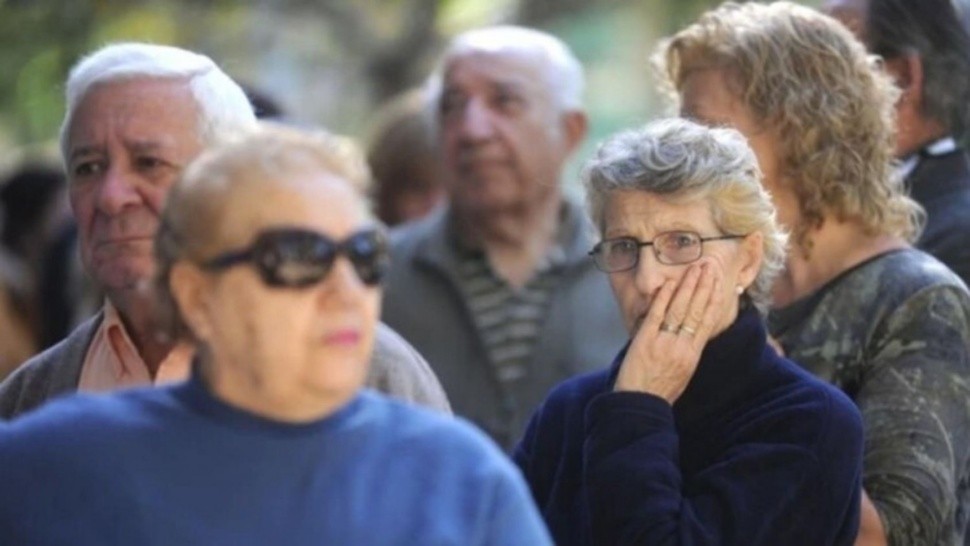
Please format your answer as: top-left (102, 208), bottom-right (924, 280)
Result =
top-left (772, 218), bottom-right (907, 307)
top-left (456, 195), bottom-right (562, 288)
top-left (109, 289), bottom-right (174, 378)
top-left (199, 360), bottom-right (353, 423)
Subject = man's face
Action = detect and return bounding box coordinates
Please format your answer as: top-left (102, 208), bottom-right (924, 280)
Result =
top-left (438, 51), bottom-right (572, 216)
top-left (65, 78), bottom-right (204, 295)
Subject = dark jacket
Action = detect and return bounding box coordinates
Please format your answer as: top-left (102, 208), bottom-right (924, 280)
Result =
top-left (515, 307), bottom-right (864, 546)
top-left (907, 146), bottom-right (970, 286)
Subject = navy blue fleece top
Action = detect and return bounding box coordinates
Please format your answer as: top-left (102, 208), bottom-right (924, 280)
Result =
top-left (0, 376), bottom-right (551, 545)
top-left (514, 307), bottom-right (864, 545)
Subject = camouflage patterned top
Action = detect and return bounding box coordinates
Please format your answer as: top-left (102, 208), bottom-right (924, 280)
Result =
top-left (769, 248), bottom-right (970, 546)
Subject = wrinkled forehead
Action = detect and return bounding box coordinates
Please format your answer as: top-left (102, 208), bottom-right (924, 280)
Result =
top-left (65, 78), bottom-right (202, 154)
top-left (442, 48), bottom-right (554, 96)
top-left (210, 169), bottom-right (371, 247)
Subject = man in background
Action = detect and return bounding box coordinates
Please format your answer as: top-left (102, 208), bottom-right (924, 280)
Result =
top-left (827, 0), bottom-right (970, 286)
top-left (0, 42), bottom-right (449, 418)
top-left (382, 26), bottom-right (625, 449)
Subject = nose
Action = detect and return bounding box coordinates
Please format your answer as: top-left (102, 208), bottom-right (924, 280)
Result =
top-left (457, 98), bottom-right (496, 142)
top-left (95, 165), bottom-right (143, 215)
top-left (319, 257), bottom-right (371, 305)
top-left (632, 249), bottom-right (675, 299)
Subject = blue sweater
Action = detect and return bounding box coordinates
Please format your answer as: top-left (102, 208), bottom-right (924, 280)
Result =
top-left (0, 376), bottom-right (552, 545)
top-left (514, 307), bottom-right (864, 545)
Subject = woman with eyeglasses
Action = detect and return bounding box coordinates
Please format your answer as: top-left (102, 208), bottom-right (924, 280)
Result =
top-left (660, 4), bottom-right (970, 546)
top-left (0, 125), bottom-right (551, 546)
top-left (514, 118), bottom-right (865, 545)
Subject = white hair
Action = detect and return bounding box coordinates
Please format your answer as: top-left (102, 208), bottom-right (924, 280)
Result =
top-left (584, 118), bottom-right (789, 315)
top-left (424, 25), bottom-right (585, 125)
top-left (59, 42), bottom-right (256, 160)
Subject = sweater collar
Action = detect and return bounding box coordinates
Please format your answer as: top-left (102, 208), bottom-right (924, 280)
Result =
top-left (608, 305), bottom-right (768, 423)
top-left (174, 365), bottom-right (368, 436)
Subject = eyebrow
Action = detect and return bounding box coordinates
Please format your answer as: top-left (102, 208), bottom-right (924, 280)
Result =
top-left (68, 140), bottom-right (173, 163)
top-left (604, 222), bottom-right (703, 239)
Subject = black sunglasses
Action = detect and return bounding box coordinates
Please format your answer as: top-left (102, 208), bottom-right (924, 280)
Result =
top-left (201, 228), bottom-right (388, 288)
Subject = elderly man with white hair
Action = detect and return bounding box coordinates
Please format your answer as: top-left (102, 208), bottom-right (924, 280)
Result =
top-left (0, 42), bottom-right (450, 418)
top-left (382, 26), bottom-right (626, 449)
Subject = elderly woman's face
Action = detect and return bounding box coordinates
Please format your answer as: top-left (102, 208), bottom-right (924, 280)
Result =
top-left (679, 68), bottom-right (801, 231)
top-left (177, 173), bottom-right (381, 411)
top-left (602, 190), bottom-right (761, 338)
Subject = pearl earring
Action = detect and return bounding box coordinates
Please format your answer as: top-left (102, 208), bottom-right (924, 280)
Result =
top-left (736, 285), bottom-right (744, 295)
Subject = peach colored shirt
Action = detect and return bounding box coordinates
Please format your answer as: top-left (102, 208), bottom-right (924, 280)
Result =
top-left (78, 301), bottom-right (193, 392)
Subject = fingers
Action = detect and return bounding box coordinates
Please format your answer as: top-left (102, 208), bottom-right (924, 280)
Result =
top-left (692, 263), bottom-right (724, 344)
top-left (663, 263), bottom-right (703, 333)
top-left (641, 277), bottom-right (676, 338)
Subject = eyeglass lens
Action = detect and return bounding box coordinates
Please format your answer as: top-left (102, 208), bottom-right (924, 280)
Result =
top-left (205, 228), bottom-right (387, 288)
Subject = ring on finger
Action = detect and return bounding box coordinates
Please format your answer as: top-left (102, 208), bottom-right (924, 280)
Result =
top-left (679, 325), bottom-right (697, 336)
top-left (659, 322), bottom-right (677, 334)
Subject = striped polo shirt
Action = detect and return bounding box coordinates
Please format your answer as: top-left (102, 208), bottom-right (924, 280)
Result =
top-left (452, 229), bottom-right (569, 390)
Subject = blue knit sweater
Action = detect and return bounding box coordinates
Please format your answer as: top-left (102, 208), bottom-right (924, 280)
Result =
top-left (0, 375), bottom-right (551, 545)
top-left (514, 307), bottom-right (863, 545)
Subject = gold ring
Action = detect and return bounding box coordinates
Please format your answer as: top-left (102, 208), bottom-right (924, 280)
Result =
top-left (680, 325), bottom-right (697, 336)
top-left (659, 322), bottom-right (676, 333)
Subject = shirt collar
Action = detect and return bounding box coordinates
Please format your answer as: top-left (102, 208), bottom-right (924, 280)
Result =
top-left (897, 136), bottom-right (958, 180)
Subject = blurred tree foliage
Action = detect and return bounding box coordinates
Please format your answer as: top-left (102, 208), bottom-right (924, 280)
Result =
top-left (0, 0), bottom-right (724, 157)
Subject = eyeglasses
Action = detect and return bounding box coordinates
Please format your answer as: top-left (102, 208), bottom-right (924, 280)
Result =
top-left (589, 230), bottom-right (745, 273)
top-left (202, 228), bottom-right (388, 288)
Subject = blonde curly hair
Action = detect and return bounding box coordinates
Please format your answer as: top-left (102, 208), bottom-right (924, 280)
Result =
top-left (656, 1), bottom-right (923, 256)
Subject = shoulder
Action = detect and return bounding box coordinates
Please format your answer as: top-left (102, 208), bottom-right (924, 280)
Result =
top-left (366, 323), bottom-right (451, 413)
top-left (358, 391), bottom-right (515, 473)
top-left (868, 249), bottom-right (964, 294)
top-left (864, 251), bottom-right (970, 332)
top-left (389, 211), bottom-right (444, 258)
top-left (820, 249), bottom-right (968, 318)
top-left (0, 386), bottom-right (174, 456)
top-left (0, 313), bottom-right (102, 419)
top-left (746, 353), bottom-right (864, 455)
top-left (538, 368), bottom-right (614, 417)
top-left (520, 367), bottom-right (614, 446)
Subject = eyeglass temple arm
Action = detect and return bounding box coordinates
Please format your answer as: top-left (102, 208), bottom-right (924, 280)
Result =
top-left (201, 249), bottom-right (255, 271)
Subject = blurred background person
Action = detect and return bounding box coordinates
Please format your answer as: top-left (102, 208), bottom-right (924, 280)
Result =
top-left (0, 124), bottom-right (551, 546)
top-left (366, 88), bottom-right (447, 226)
top-left (516, 118), bottom-right (864, 546)
top-left (825, 0), bottom-right (970, 287)
top-left (382, 26), bottom-right (626, 449)
top-left (0, 163), bottom-right (73, 378)
top-left (0, 42), bottom-right (449, 420)
top-left (660, 2), bottom-right (970, 545)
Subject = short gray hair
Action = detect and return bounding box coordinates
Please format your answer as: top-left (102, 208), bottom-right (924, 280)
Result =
top-left (60, 42), bottom-right (256, 160)
top-left (584, 118), bottom-right (788, 315)
top-left (425, 25), bottom-right (585, 124)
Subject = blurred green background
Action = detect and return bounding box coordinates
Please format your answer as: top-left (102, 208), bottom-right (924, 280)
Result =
top-left (0, 0), bottom-right (821, 183)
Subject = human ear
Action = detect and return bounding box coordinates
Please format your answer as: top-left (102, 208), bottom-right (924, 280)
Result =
top-left (884, 54), bottom-right (924, 108)
top-left (169, 261), bottom-right (215, 342)
top-left (735, 231), bottom-right (764, 290)
top-left (560, 110), bottom-right (589, 155)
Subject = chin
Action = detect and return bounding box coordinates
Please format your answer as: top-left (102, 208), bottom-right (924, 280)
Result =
top-left (94, 263), bottom-right (155, 292)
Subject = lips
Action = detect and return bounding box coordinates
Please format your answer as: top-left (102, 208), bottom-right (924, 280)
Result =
top-left (323, 329), bottom-right (361, 346)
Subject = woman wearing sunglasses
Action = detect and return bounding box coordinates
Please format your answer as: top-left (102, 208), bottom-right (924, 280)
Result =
top-left (0, 125), bottom-right (551, 545)
top-left (514, 118), bottom-right (865, 545)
